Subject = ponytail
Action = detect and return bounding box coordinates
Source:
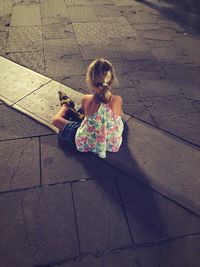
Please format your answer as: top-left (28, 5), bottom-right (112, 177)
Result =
top-left (95, 83), bottom-right (113, 104)
top-left (86, 58), bottom-right (117, 103)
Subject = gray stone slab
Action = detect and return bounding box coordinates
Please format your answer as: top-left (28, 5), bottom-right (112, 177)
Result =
top-left (41, 135), bottom-right (121, 184)
top-left (106, 118), bottom-right (200, 215)
top-left (14, 0), bottom-right (40, 3)
top-left (160, 235), bottom-right (200, 267)
top-left (14, 80), bottom-right (83, 127)
top-left (0, 184), bottom-right (79, 266)
top-left (117, 175), bottom-right (200, 244)
top-left (53, 75), bottom-right (89, 94)
top-left (125, 9), bottom-right (159, 25)
top-left (73, 18), bottom-right (136, 46)
top-left (42, 18), bottom-right (75, 39)
top-left (114, 0), bottom-right (136, 6)
top-left (100, 17), bottom-right (137, 38)
top-left (6, 26), bottom-right (42, 53)
top-left (44, 38), bottom-right (80, 59)
top-left (80, 37), bottom-right (151, 60)
top-left (6, 50), bottom-right (45, 74)
top-left (92, 0), bottom-right (114, 5)
top-left (65, 0), bottom-right (91, 5)
top-left (0, 138), bottom-right (40, 192)
top-left (45, 55), bottom-right (86, 77)
top-left (68, 6), bottom-right (98, 22)
top-left (60, 245), bottom-right (160, 266)
top-left (151, 45), bottom-right (190, 64)
top-left (41, 0), bottom-right (69, 18)
top-left (102, 246), bottom-right (160, 267)
top-left (127, 64), bottom-right (181, 98)
top-left (0, 0), bottom-right (13, 16)
top-left (138, 29), bottom-right (174, 42)
top-left (146, 96), bottom-right (200, 145)
top-left (72, 178), bottom-right (132, 254)
top-left (0, 14), bottom-right (10, 32)
top-left (10, 4), bottom-right (41, 26)
top-left (59, 256), bottom-right (103, 267)
top-left (0, 32), bottom-right (7, 56)
top-left (0, 56), bottom-right (50, 104)
top-left (93, 5), bottom-right (122, 17)
top-left (0, 105), bottom-right (53, 141)
top-left (174, 36), bottom-right (200, 64)
top-left (73, 22), bottom-right (110, 45)
top-left (165, 64), bottom-right (200, 100)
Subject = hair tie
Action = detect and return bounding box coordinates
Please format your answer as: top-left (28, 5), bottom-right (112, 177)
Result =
top-left (103, 83), bottom-right (108, 87)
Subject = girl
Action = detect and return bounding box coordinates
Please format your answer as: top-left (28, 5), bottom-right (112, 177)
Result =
top-left (52, 58), bottom-right (124, 158)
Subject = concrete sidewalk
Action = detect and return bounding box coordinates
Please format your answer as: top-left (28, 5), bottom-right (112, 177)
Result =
top-left (0, 0), bottom-right (200, 266)
top-left (1, 56), bottom-right (200, 216)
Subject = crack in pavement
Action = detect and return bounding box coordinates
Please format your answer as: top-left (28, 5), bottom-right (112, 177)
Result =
top-left (9, 139), bottom-right (31, 191)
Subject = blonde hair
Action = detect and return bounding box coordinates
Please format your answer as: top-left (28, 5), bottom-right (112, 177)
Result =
top-left (86, 58), bottom-right (117, 104)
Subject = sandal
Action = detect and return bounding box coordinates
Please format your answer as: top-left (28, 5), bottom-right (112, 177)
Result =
top-left (58, 91), bottom-right (75, 108)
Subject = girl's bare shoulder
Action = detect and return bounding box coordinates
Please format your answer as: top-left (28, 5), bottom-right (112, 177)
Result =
top-left (82, 94), bottom-right (94, 102)
top-left (111, 95), bottom-right (123, 104)
top-left (109, 95), bottom-right (123, 116)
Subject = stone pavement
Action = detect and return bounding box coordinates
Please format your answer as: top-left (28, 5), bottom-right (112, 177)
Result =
top-left (0, 0), bottom-right (200, 266)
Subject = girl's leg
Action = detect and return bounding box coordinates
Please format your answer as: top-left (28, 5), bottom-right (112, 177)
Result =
top-left (52, 104), bottom-right (70, 131)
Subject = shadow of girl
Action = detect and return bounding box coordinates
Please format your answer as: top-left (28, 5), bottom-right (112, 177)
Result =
top-left (58, 121), bottom-right (166, 248)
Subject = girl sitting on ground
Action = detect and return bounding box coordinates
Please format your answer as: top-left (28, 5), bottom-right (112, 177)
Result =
top-left (52, 58), bottom-right (124, 158)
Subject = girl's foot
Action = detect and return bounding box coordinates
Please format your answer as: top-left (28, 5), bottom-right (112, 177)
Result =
top-left (58, 91), bottom-right (84, 122)
top-left (58, 91), bottom-right (75, 108)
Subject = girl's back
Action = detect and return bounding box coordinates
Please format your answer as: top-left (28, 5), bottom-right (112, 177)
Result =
top-left (75, 94), bottom-right (123, 158)
top-left (82, 94), bottom-right (123, 117)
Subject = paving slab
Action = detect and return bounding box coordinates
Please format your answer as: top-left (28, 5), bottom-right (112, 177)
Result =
top-left (72, 178), bottom-right (132, 254)
top-left (73, 17), bottom-right (136, 46)
top-left (10, 4), bottom-right (41, 26)
top-left (14, 0), bottom-right (40, 3)
top-left (0, 105), bottom-right (53, 141)
top-left (40, 0), bottom-right (69, 18)
top-left (0, 0), bottom-right (13, 17)
top-left (53, 75), bottom-right (89, 94)
top-left (80, 37), bottom-right (151, 60)
top-left (65, 0), bottom-right (91, 5)
top-left (6, 50), bottom-right (45, 74)
top-left (6, 26), bottom-right (42, 53)
top-left (113, 0), bottom-right (135, 6)
top-left (42, 18), bottom-right (75, 39)
top-left (0, 32), bottom-right (7, 56)
top-left (41, 135), bottom-right (121, 185)
top-left (93, 4), bottom-right (123, 17)
top-left (160, 235), bottom-right (200, 267)
top-left (117, 175), bottom-right (200, 244)
top-left (46, 54), bottom-right (86, 77)
top-left (0, 138), bottom-right (40, 192)
top-left (127, 64), bottom-right (181, 98)
top-left (0, 14), bottom-right (11, 32)
top-left (165, 64), bottom-right (200, 100)
top-left (60, 245), bottom-right (160, 267)
top-left (68, 6), bottom-right (98, 22)
top-left (44, 38), bottom-right (80, 59)
top-left (14, 80), bottom-right (83, 131)
top-left (0, 184), bottom-right (79, 266)
top-left (107, 118), bottom-right (200, 215)
top-left (0, 56), bottom-right (50, 105)
top-left (146, 96), bottom-right (200, 145)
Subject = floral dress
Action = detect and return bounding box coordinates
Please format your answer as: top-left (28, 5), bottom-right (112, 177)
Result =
top-left (75, 103), bottom-right (124, 158)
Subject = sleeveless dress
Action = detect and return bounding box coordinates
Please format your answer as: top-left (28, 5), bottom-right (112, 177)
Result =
top-left (75, 103), bottom-right (124, 158)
